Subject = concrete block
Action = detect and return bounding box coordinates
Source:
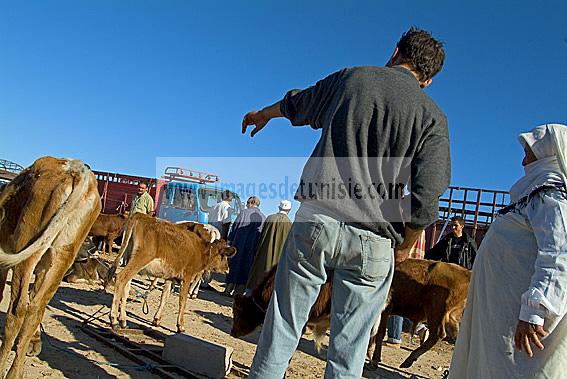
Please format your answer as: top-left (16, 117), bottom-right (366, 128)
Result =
top-left (162, 333), bottom-right (233, 378)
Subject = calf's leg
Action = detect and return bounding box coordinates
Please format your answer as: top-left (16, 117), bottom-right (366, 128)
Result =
top-left (105, 237), bottom-right (111, 254)
top-left (0, 262), bottom-right (35, 376)
top-left (399, 312), bottom-right (446, 368)
top-left (6, 245), bottom-right (78, 379)
top-left (26, 259), bottom-right (51, 358)
top-left (367, 307), bottom-right (390, 369)
top-left (119, 279), bottom-right (132, 329)
top-left (189, 275), bottom-right (201, 299)
top-left (153, 280), bottom-right (172, 327)
top-left (107, 234), bottom-right (118, 254)
top-left (177, 279), bottom-right (191, 333)
top-left (110, 247), bottom-right (152, 329)
top-left (147, 277), bottom-right (160, 292)
top-left (311, 319), bottom-right (330, 356)
top-left (5, 249), bottom-right (74, 379)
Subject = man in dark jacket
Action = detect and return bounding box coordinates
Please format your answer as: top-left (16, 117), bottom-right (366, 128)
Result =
top-left (426, 216), bottom-right (478, 269)
top-left (224, 196), bottom-right (266, 296)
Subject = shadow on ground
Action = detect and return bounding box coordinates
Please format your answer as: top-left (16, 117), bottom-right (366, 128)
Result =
top-left (0, 284), bottom-right (162, 378)
top-left (193, 308), bottom-right (422, 379)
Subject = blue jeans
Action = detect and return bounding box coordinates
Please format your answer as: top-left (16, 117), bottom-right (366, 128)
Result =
top-left (248, 204), bottom-right (394, 379)
top-left (387, 315), bottom-right (403, 343)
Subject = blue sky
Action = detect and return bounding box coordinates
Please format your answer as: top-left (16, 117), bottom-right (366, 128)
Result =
top-left (1, 1), bottom-right (566, 213)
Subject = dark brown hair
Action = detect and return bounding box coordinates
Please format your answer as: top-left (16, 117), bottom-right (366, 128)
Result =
top-left (396, 27), bottom-right (445, 82)
top-left (451, 215), bottom-right (465, 225)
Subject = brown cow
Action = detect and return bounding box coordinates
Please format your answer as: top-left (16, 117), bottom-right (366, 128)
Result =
top-left (150, 222), bottom-right (222, 327)
top-left (231, 259), bottom-right (470, 369)
top-left (0, 157), bottom-right (100, 379)
top-left (367, 259), bottom-right (470, 368)
top-left (63, 239), bottom-right (110, 285)
top-left (108, 213), bottom-right (236, 332)
top-left (88, 213), bottom-right (128, 254)
top-left (231, 265), bottom-right (332, 353)
top-left (177, 222), bottom-right (221, 299)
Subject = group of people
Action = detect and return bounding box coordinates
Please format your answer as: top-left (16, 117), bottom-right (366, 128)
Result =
top-left (239, 27), bottom-right (566, 379)
top-left (125, 27), bottom-right (565, 378)
top-left (208, 193), bottom-right (294, 296)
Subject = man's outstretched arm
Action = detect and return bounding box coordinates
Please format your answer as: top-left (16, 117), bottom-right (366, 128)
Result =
top-left (242, 69), bottom-right (346, 138)
top-left (242, 101), bottom-right (283, 138)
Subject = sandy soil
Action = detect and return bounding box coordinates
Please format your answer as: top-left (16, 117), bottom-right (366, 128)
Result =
top-left (0, 265), bottom-right (453, 379)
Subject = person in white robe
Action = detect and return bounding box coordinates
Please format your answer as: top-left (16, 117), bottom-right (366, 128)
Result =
top-left (449, 123), bottom-right (567, 379)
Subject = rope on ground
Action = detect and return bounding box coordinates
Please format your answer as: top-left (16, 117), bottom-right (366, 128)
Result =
top-left (84, 245), bottom-right (113, 271)
top-left (81, 304), bottom-right (110, 327)
top-left (132, 288), bottom-right (150, 315)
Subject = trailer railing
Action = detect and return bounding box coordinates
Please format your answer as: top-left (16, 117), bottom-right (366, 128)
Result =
top-left (91, 167), bottom-right (511, 248)
top-left (0, 159), bottom-right (24, 182)
top-left (162, 167), bottom-right (220, 184)
top-left (426, 186), bottom-right (510, 248)
top-left (93, 170), bottom-right (157, 214)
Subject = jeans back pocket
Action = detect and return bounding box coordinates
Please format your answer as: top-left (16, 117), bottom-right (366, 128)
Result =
top-left (289, 220), bottom-right (324, 261)
top-left (361, 235), bottom-right (392, 280)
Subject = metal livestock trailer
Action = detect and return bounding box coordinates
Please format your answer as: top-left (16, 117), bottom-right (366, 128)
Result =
top-left (92, 167), bottom-right (509, 248)
top-left (426, 186), bottom-right (510, 248)
top-left (93, 170), bottom-right (157, 215)
top-left (0, 159), bottom-right (23, 184)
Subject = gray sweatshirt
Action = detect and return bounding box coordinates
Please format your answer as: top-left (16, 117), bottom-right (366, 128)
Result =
top-left (280, 66), bottom-right (450, 245)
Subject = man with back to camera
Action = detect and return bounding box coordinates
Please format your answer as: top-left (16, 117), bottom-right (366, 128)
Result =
top-left (241, 27), bottom-right (450, 378)
top-left (209, 189), bottom-right (234, 240)
top-left (246, 199), bottom-right (293, 291)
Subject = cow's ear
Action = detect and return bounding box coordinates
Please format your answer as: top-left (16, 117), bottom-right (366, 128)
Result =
top-left (193, 224), bottom-right (210, 240)
top-left (222, 246), bottom-right (237, 257)
top-left (184, 222), bottom-right (197, 232)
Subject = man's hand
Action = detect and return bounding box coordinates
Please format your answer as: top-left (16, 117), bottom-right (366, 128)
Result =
top-left (514, 320), bottom-right (548, 357)
top-left (393, 225), bottom-right (423, 266)
top-left (394, 247), bottom-right (411, 265)
top-left (242, 110), bottom-right (270, 138)
top-left (242, 101), bottom-right (283, 138)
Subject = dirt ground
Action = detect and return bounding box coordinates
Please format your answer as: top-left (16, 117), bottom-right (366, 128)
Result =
top-left (0, 265), bottom-right (453, 379)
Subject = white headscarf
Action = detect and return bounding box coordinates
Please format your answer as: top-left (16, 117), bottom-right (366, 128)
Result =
top-left (509, 123), bottom-right (567, 202)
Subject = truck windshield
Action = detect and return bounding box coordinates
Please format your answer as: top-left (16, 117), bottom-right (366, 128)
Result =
top-left (171, 186), bottom-right (196, 211)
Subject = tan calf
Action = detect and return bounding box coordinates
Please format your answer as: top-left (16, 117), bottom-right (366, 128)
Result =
top-left (108, 214), bottom-right (235, 332)
top-left (88, 213), bottom-right (128, 254)
top-left (151, 222), bottom-right (221, 326)
top-left (63, 239), bottom-right (109, 285)
top-left (0, 157), bottom-right (100, 379)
